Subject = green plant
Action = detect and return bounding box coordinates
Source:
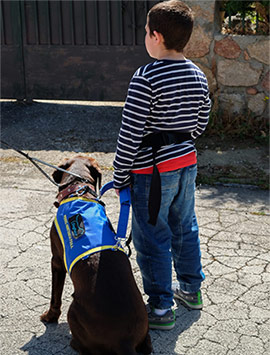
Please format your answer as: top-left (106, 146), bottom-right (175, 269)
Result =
top-left (220, 0), bottom-right (270, 34)
top-left (205, 109), bottom-right (269, 141)
top-left (223, 0), bottom-right (254, 17)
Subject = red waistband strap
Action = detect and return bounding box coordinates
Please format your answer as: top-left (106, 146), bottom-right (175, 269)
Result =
top-left (132, 152), bottom-right (197, 174)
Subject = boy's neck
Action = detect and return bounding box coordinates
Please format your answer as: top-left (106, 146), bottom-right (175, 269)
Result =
top-left (155, 48), bottom-right (186, 61)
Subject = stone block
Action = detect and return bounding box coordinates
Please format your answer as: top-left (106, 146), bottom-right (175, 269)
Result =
top-left (248, 93), bottom-right (266, 115)
top-left (219, 93), bottom-right (245, 114)
top-left (218, 60), bottom-right (262, 86)
top-left (246, 87), bottom-right (258, 95)
top-left (214, 37), bottom-right (241, 59)
top-left (247, 39), bottom-right (270, 65)
top-left (184, 25), bottom-right (211, 58)
top-left (261, 71), bottom-right (270, 92)
top-left (189, 3), bottom-right (215, 23)
top-left (194, 62), bottom-right (217, 94)
top-left (244, 50), bottom-right (250, 61)
top-left (231, 35), bottom-right (258, 48)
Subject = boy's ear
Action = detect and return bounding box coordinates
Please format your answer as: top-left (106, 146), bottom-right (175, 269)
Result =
top-left (153, 30), bottom-right (164, 45)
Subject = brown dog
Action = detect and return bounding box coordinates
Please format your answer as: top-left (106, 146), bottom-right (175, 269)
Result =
top-left (40, 155), bottom-right (152, 355)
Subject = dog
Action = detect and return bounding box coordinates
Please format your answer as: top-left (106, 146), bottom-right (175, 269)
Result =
top-left (40, 155), bottom-right (152, 355)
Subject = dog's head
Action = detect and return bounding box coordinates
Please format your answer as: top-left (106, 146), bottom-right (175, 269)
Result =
top-left (52, 155), bottom-right (102, 190)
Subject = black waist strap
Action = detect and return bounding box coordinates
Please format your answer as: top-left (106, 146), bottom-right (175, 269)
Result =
top-left (140, 131), bottom-right (192, 151)
top-left (140, 131), bottom-right (193, 225)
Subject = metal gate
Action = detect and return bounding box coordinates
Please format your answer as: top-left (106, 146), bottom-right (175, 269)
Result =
top-left (1, 0), bottom-right (158, 101)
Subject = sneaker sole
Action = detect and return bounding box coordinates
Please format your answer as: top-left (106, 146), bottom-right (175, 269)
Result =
top-left (149, 322), bottom-right (175, 330)
top-left (174, 293), bottom-right (203, 310)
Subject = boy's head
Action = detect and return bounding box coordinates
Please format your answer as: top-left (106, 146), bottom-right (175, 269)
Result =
top-left (147, 0), bottom-right (194, 52)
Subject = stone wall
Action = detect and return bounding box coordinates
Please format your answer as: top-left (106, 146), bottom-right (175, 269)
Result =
top-left (183, 0), bottom-right (269, 119)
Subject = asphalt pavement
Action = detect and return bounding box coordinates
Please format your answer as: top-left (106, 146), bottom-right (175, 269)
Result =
top-left (0, 100), bottom-right (269, 355)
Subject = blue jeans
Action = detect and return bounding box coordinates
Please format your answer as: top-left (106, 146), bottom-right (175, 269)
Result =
top-left (131, 165), bottom-right (205, 309)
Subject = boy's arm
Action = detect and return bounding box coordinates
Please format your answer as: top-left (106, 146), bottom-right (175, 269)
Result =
top-left (113, 73), bottom-right (152, 189)
top-left (191, 91), bottom-right (211, 139)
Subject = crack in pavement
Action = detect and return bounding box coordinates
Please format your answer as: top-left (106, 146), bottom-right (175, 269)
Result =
top-left (1, 161), bottom-right (269, 355)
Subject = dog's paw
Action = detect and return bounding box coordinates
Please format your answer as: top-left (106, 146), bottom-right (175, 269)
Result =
top-left (40, 309), bottom-right (60, 323)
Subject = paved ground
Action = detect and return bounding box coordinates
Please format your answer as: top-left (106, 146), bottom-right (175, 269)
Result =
top-left (1, 100), bottom-right (269, 354)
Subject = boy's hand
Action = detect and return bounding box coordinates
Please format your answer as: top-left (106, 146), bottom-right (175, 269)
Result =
top-left (115, 185), bottom-right (132, 196)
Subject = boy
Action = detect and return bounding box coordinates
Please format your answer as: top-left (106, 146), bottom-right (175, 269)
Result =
top-left (113, 0), bottom-right (211, 330)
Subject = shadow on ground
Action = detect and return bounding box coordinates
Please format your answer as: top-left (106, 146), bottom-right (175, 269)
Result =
top-left (20, 322), bottom-right (76, 355)
top-left (1, 101), bottom-right (123, 153)
top-left (1, 100), bottom-right (269, 190)
top-left (150, 303), bottom-right (201, 354)
top-left (19, 306), bottom-right (201, 355)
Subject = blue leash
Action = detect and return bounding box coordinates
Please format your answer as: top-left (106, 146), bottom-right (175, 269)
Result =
top-left (100, 181), bottom-right (132, 255)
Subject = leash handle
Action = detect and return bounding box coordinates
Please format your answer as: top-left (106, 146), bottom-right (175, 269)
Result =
top-left (99, 181), bottom-right (131, 240)
top-left (117, 187), bottom-right (131, 240)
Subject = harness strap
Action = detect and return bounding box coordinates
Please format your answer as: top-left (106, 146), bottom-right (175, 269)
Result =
top-left (140, 131), bottom-right (193, 226)
top-left (57, 183), bottom-right (97, 205)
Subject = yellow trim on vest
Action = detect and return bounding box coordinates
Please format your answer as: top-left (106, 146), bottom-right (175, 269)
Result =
top-left (68, 245), bottom-right (125, 274)
top-left (54, 216), bottom-right (68, 272)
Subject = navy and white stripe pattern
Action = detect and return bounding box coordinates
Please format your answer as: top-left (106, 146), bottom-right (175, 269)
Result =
top-left (113, 59), bottom-right (211, 189)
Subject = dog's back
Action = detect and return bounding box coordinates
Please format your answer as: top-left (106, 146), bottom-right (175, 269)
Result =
top-left (68, 250), bottom-right (151, 354)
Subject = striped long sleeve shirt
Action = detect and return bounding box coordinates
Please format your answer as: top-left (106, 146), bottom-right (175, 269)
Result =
top-left (113, 59), bottom-right (211, 189)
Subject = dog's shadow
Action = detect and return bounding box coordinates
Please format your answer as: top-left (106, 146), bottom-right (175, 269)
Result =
top-left (20, 303), bottom-right (200, 355)
top-left (150, 301), bottom-right (201, 354)
top-left (21, 322), bottom-right (77, 355)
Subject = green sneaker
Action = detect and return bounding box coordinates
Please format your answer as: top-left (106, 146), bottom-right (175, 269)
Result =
top-left (172, 282), bottom-right (203, 310)
top-left (147, 305), bottom-right (175, 330)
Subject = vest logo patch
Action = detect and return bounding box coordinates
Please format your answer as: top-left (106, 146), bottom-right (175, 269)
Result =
top-left (68, 214), bottom-right (85, 239)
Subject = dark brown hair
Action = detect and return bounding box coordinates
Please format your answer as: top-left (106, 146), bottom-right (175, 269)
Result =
top-left (148, 0), bottom-right (194, 52)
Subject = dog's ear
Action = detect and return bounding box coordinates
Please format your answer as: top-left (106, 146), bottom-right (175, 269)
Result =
top-left (86, 159), bottom-right (102, 190)
top-left (52, 159), bottom-right (72, 184)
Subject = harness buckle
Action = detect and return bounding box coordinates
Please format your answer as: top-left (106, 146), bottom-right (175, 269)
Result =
top-left (75, 185), bottom-right (88, 197)
top-left (112, 236), bottom-right (126, 253)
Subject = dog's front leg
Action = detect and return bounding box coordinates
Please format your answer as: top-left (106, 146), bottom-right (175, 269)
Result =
top-left (41, 226), bottom-right (66, 323)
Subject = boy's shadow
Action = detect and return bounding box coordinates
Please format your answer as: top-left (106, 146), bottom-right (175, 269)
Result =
top-left (150, 301), bottom-right (201, 354)
top-left (21, 322), bottom-right (77, 355)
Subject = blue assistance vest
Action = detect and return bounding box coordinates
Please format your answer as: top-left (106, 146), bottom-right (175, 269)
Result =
top-left (54, 196), bottom-right (125, 274)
